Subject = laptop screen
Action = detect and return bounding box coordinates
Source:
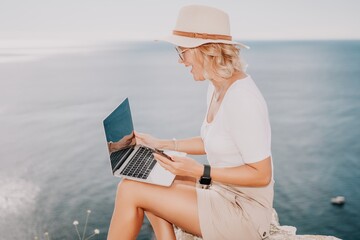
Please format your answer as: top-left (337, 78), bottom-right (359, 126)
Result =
top-left (103, 98), bottom-right (136, 171)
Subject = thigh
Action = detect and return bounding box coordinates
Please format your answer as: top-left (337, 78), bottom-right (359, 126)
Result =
top-left (118, 179), bottom-right (201, 237)
top-left (173, 175), bottom-right (196, 186)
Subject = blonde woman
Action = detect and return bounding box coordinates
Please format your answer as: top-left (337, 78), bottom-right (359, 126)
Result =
top-left (108, 5), bottom-right (274, 240)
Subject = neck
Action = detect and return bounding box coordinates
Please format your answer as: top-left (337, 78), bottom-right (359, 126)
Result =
top-left (210, 71), bottom-right (247, 101)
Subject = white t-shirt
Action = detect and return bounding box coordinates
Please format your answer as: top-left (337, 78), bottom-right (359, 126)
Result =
top-left (200, 75), bottom-right (272, 167)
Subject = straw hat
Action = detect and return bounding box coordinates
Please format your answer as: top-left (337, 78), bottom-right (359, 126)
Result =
top-left (157, 5), bottom-right (249, 49)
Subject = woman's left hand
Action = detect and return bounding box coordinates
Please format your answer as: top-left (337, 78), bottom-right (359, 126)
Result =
top-left (153, 153), bottom-right (203, 178)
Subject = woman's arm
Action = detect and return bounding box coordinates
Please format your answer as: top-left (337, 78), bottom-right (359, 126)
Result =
top-left (153, 154), bottom-right (272, 187)
top-left (158, 137), bottom-right (206, 155)
top-left (134, 131), bottom-right (206, 155)
top-left (210, 156), bottom-right (272, 187)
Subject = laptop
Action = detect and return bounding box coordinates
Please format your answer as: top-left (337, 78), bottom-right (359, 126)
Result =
top-left (103, 98), bottom-right (176, 187)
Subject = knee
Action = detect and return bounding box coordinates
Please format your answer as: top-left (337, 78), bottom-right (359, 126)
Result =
top-left (117, 178), bottom-right (136, 189)
top-left (116, 179), bottom-right (138, 200)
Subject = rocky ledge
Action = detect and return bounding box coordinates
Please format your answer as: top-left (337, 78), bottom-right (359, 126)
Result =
top-left (174, 209), bottom-right (341, 240)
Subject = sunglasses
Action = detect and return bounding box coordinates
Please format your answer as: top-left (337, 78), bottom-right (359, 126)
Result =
top-left (175, 47), bottom-right (190, 61)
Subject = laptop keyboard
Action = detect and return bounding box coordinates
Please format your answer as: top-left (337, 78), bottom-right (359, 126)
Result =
top-left (110, 147), bottom-right (133, 170)
top-left (120, 146), bottom-right (157, 179)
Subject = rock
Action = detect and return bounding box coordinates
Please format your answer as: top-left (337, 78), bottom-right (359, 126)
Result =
top-left (331, 196), bottom-right (345, 205)
top-left (173, 209), bottom-right (341, 240)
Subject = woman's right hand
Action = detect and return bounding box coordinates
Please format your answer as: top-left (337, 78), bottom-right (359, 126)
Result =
top-left (134, 131), bottom-right (162, 149)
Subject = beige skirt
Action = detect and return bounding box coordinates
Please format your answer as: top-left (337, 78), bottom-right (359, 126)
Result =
top-left (196, 180), bottom-right (274, 240)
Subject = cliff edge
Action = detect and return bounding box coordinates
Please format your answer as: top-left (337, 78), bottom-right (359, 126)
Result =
top-left (174, 209), bottom-right (341, 240)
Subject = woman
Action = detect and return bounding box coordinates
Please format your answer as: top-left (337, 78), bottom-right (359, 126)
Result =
top-left (108, 5), bottom-right (274, 240)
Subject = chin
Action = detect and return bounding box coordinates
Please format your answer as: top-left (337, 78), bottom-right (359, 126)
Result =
top-left (192, 75), bottom-right (206, 81)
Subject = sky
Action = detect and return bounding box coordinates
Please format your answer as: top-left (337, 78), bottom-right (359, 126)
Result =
top-left (0, 0), bottom-right (359, 46)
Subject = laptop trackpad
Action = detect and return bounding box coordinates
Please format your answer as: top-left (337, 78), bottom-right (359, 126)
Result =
top-left (147, 163), bottom-right (175, 187)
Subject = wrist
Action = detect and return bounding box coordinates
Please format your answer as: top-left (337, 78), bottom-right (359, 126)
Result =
top-left (194, 163), bottom-right (204, 179)
top-left (157, 139), bottom-right (173, 150)
top-left (156, 140), bottom-right (165, 149)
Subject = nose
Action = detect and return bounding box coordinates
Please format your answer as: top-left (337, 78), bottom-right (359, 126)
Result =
top-left (178, 58), bottom-right (184, 64)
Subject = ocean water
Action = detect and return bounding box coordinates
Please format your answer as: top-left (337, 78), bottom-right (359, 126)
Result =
top-left (0, 40), bottom-right (359, 240)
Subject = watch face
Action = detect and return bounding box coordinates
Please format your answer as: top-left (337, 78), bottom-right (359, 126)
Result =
top-left (199, 177), bottom-right (211, 185)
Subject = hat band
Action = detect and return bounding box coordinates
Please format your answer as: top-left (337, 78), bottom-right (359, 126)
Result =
top-left (173, 30), bottom-right (232, 41)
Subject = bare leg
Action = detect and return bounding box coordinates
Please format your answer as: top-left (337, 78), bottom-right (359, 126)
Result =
top-left (145, 212), bottom-right (176, 240)
top-left (107, 179), bottom-right (144, 240)
top-left (107, 178), bottom-right (201, 240)
top-left (145, 176), bottom-right (196, 240)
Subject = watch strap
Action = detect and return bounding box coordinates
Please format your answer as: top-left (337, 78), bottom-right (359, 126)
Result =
top-left (199, 164), bottom-right (212, 186)
top-left (203, 164), bottom-right (211, 178)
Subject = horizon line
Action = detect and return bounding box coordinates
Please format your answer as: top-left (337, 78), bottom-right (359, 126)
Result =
top-left (0, 38), bottom-right (359, 49)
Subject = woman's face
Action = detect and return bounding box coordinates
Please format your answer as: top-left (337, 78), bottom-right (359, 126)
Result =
top-left (177, 47), bottom-right (206, 81)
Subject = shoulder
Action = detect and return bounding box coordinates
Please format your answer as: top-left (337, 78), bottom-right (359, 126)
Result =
top-left (225, 77), bottom-right (264, 105)
top-left (223, 76), bottom-right (268, 115)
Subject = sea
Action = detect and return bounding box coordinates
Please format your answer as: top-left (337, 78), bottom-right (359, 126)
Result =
top-left (0, 40), bottom-right (359, 240)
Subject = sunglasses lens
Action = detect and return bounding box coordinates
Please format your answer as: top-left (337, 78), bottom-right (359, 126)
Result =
top-left (175, 47), bottom-right (184, 61)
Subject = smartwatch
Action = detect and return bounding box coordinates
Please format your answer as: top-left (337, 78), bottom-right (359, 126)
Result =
top-left (199, 164), bottom-right (212, 187)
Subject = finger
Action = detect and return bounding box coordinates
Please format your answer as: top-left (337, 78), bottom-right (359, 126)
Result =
top-left (153, 153), bottom-right (174, 165)
top-left (134, 132), bottom-right (145, 142)
top-left (134, 131), bottom-right (143, 138)
top-left (153, 154), bottom-right (176, 171)
top-left (168, 155), bottom-right (180, 162)
top-left (154, 154), bottom-right (175, 173)
top-left (154, 150), bottom-right (174, 161)
top-left (156, 158), bottom-right (174, 172)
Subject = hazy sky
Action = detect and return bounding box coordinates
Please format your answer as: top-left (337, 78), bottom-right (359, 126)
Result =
top-left (0, 0), bottom-right (359, 43)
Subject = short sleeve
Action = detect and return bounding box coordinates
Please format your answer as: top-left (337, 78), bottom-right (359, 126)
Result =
top-left (223, 91), bottom-right (271, 164)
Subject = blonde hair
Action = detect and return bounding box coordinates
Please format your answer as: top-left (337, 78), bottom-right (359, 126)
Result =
top-left (192, 43), bottom-right (247, 79)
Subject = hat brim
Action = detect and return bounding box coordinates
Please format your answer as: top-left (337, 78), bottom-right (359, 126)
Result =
top-left (156, 35), bottom-right (250, 49)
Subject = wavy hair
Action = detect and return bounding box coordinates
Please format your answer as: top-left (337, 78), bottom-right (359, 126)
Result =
top-left (193, 43), bottom-right (247, 79)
